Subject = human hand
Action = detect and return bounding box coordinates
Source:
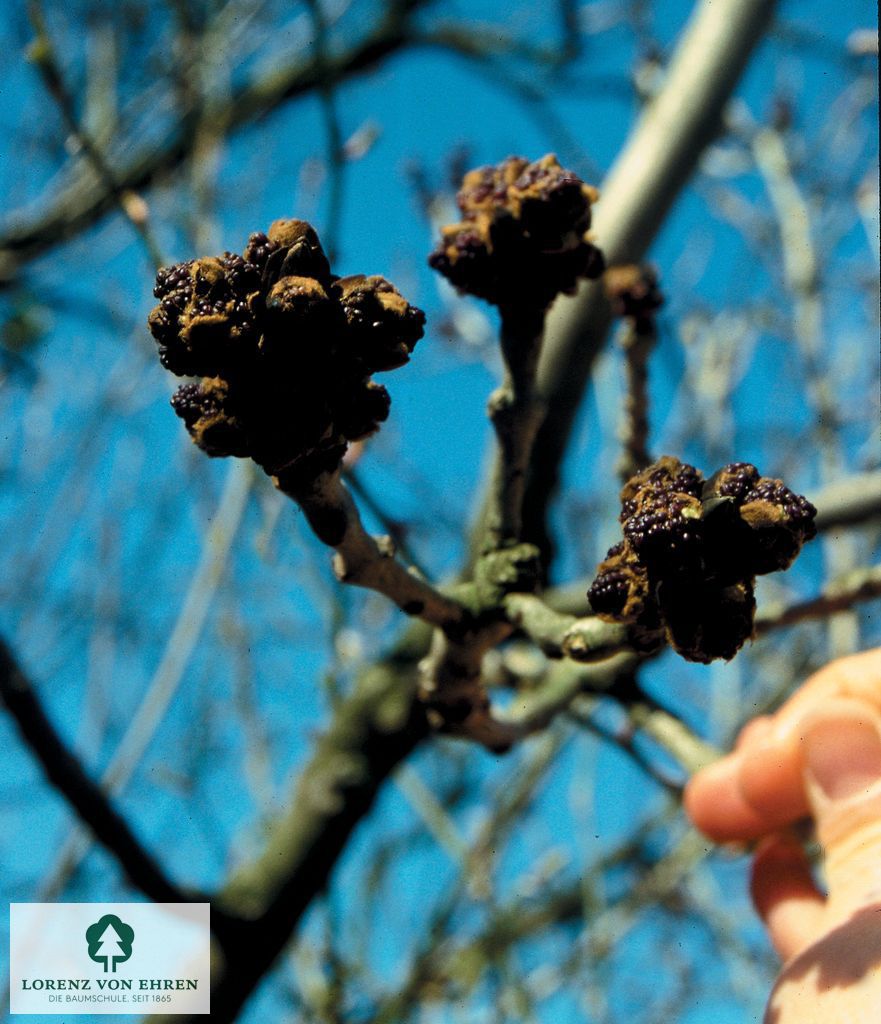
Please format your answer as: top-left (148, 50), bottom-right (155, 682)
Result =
top-left (684, 648), bottom-right (881, 1024)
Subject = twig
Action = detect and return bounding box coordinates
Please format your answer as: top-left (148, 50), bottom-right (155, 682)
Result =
top-left (393, 762), bottom-right (469, 864)
top-left (624, 700), bottom-right (720, 775)
top-left (503, 592), bottom-right (629, 661)
top-left (503, 652), bottom-right (719, 774)
top-left (814, 470), bottom-right (881, 531)
top-left (504, 651), bottom-right (640, 736)
top-left (617, 319), bottom-right (655, 483)
top-left (566, 699), bottom-right (685, 793)
top-left (414, 27), bottom-right (603, 182)
top-left (755, 563), bottom-right (881, 633)
top-left (343, 466), bottom-right (428, 575)
top-left (0, 637), bottom-right (189, 904)
top-left (305, 0), bottom-right (347, 262)
top-left (35, 459), bottom-right (252, 902)
top-left (287, 470), bottom-right (464, 630)
top-left (484, 307), bottom-right (547, 550)
top-left (27, 1), bottom-right (163, 269)
top-left (753, 122), bottom-right (857, 654)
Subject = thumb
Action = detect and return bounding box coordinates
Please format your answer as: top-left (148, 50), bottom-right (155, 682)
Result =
top-left (801, 698), bottom-right (881, 921)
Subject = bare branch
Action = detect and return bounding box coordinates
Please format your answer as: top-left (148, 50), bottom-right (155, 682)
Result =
top-left (616, 319), bottom-right (655, 483)
top-left (199, 651), bottom-right (431, 1023)
top-left (0, 636), bottom-right (189, 905)
top-left (26, 1), bottom-right (164, 269)
top-left (484, 308), bottom-right (547, 550)
top-left (755, 563), bottom-right (881, 633)
top-left (514, 0), bottom-right (779, 563)
top-left (289, 470), bottom-right (465, 630)
top-left (503, 653), bottom-right (720, 773)
top-left (567, 700), bottom-right (685, 793)
top-left (504, 651), bottom-right (639, 735)
top-left (623, 700), bottom-right (720, 774)
top-left (814, 471), bottom-right (881, 531)
top-left (503, 591), bottom-right (628, 661)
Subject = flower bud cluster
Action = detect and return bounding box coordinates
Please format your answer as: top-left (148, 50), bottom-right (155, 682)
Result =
top-left (428, 154), bottom-right (604, 310)
top-left (588, 456), bottom-right (817, 662)
top-left (604, 264), bottom-right (664, 331)
top-left (149, 219), bottom-right (424, 489)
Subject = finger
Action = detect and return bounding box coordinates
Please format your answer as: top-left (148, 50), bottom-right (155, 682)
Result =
top-left (707, 655), bottom-right (881, 833)
top-left (684, 754), bottom-right (776, 841)
top-left (686, 718), bottom-right (808, 841)
top-left (800, 700), bottom-right (881, 919)
top-left (772, 648), bottom-right (881, 733)
top-left (750, 833), bottom-right (826, 962)
top-left (686, 650), bottom-right (881, 844)
top-left (735, 715), bottom-right (774, 750)
top-left (738, 722), bottom-right (809, 828)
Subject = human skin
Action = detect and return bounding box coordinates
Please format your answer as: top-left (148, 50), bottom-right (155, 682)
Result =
top-left (684, 648), bottom-right (881, 1024)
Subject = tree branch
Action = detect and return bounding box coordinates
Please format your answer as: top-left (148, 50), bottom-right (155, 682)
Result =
top-left (27, 0), bottom-right (164, 269)
top-left (503, 591), bottom-right (628, 661)
top-left (190, 644), bottom-right (431, 1023)
top-left (484, 307), bottom-right (547, 551)
top-left (755, 563), bottom-right (881, 634)
top-left (617, 319), bottom-right (655, 483)
top-left (485, 0), bottom-right (780, 566)
top-left (0, 636), bottom-right (190, 905)
top-left (814, 470), bottom-right (881, 531)
top-left (288, 470), bottom-right (465, 630)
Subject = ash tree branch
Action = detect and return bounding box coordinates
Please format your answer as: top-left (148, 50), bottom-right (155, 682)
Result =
top-left (484, 308), bottom-right (548, 551)
top-left (174, 647), bottom-right (432, 1024)
top-left (814, 470), bottom-right (881, 531)
top-left (503, 591), bottom-right (628, 661)
top-left (502, 652), bottom-right (720, 773)
top-left (567, 699), bottom-right (686, 793)
top-left (343, 466), bottom-right (428, 574)
top-left (26, 0), bottom-right (163, 270)
top-left (471, 0), bottom-right (781, 567)
top-left (290, 471), bottom-right (465, 630)
top-left (755, 563), bottom-right (881, 634)
top-left (0, 636), bottom-right (191, 906)
top-left (617, 318), bottom-right (655, 483)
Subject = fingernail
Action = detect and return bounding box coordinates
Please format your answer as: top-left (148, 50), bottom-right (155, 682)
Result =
top-left (804, 717), bottom-right (881, 802)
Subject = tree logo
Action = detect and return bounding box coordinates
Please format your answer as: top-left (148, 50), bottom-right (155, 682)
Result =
top-left (85, 914), bottom-right (135, 973)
